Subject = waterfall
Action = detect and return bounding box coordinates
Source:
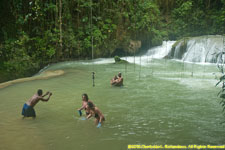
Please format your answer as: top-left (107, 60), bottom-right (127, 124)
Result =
top-left (123, 35), bottom-right (224, 65)
top-left (168, 35), bottom-right (224, 63)
top-left (145, 41), bottom-right (176, 59)
top-left (122, 41), bottom-right (176, 66)
top-left (55, 35), bottom-right (224, 67)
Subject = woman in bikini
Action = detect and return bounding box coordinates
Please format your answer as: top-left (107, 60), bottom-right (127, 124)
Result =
top-left (77, 93), bottom-right (94, 116)
top-left (86, 102), bottom-right (105, 128)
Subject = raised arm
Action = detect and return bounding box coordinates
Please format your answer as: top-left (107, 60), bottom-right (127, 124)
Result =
top-left (41, 93), bottom-right (52, 101)
top-left (42, 91), bottom-right (50, 97)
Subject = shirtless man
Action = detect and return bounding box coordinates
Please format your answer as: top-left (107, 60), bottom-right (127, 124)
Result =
top-left (111, 72), bottom-right (123, 86)
top-left (116, 72), bottom-right (123, 86)
top-left (22, 89), bottom-right (52, 118)
top-left (77, 93), bottom-right (94, 116)
top-left (86, 102), bottom-right (105, 128)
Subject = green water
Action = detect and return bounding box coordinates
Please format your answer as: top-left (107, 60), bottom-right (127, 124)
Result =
top-left (0, 59), bottom-right (225, 150)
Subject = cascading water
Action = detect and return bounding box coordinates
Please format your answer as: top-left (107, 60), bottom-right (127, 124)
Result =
top-left (63, 41), bottom-right (176, 67)
top-left (71, 36), bottom-right (222, 67)
top-left (0, 36), bottom-right (224, 150)
top-left (122, 41), bottom-right (176, 66)
top-left (145, 41), bottom-right (176, 59)
top-left (168, 35), bottom-right (224, 63)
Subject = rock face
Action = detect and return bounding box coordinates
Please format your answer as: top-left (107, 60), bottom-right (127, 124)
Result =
top-left (167, 35), bottom-right (225, 63)
top-left (128, 40), bottom-right (142, 53)
top-left (111, 40), bottom-right (142, 57)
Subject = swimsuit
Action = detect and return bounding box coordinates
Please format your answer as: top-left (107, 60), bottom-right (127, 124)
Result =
top-left (95, 113), bottom-right (105, 121)
top-left (22, 103), bottom-right (36, 117)
top-left (95, 113), bottom-right (99, 118)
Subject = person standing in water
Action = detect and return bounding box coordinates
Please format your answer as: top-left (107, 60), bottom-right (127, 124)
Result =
top-left (77, 93), bottom-right (94, 116)
top-left (22, 89), bottom-right (52, 118)
top-left (86, 102), bottom-right (105, 128)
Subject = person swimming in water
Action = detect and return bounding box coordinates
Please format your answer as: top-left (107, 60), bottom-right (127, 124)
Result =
top-left (86, 102), bottom-right (105, 128)
top-left (110, 72), bottom-right (123, 87)
top-left (22, 89), bottom-right (52, 118)
top-left (77, 93), bottom-right (94, 116)
top-left (110, 75), bottom-right (118, 86)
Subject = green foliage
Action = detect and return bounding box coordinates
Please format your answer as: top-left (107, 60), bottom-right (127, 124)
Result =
top-left (114, 56), bottom-right (121, 62)
top-left (215, 47), bottom-right (225, 117)
top-left (169, 0), bottom-right (225, 38)
top-left (114, 56), bottom-right (128, 64)
top-left (1, 33), bottom-right (38, 78)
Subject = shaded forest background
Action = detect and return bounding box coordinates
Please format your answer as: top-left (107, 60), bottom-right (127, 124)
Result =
top-left (0, 0), bottom-right (224, 82)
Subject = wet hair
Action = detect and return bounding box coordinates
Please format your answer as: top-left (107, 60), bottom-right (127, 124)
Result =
top-left (87, 101), bottom-right (94, 109)
top-left (82, 93), bottom-right (89, 101)
top-left (118, 72), bottom-right (122, 77)
top-left (37, 89), bottom-right (43, 96)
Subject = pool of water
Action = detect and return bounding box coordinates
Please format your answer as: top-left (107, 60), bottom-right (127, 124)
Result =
top-left (0, 58), bottom-right (224, 150)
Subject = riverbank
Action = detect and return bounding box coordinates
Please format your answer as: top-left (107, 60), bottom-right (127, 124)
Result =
top-left (0, 70), bottom-right (64, 89)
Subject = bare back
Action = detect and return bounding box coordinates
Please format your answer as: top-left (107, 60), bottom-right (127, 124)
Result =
top-left (115, 77), bottom-right (123, 86)
top-left (82, 100), bottom-right (94, 110)
top-left (26, 94), bottom-right (42, 107)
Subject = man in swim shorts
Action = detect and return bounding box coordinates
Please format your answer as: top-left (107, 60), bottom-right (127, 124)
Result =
top-left (22, 89), bottom-right (52, 118)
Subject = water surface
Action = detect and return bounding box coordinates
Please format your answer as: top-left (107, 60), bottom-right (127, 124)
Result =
top-left (0, 58), bottom-right (224, 150)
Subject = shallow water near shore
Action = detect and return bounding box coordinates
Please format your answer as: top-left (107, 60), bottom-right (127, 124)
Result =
top-left (0, 58), bottom-right (225, 150)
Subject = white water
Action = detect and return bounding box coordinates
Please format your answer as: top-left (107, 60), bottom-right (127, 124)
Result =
top-left (121, 41), bottom-right (176, 66)
top-left (39, 36), bottom-right (224, 73)
top-left (177, 35), bottom-right (224, 63)
top-left (57, 41), bottom-right (176, 67)
top-left (85, 41), bottom-right (176, 66)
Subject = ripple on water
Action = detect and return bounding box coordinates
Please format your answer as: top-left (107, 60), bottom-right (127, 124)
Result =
top-left (128, 132), bottom-right (136, 135)
top-left (136, 126), bottom-right (142, 129)
top-left (121, 134), bottom-right (128, 137)
top-left (113, 133), bottom-right (119, 136)
top-left (159, 120), bottom-right (164, 124)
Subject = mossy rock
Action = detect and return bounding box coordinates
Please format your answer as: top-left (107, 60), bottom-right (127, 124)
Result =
top-left (114, 56), bottom-right (128, 64)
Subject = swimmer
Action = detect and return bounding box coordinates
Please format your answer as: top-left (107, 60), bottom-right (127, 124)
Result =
top-left (22, 89), bottom-right (52, 118)
top-left (86, 102), bottom-right (105, 128)
top-left (111, 72), bottom-right (123, 86)
top-left (110, 75), bottom-right (118, 86)
top-left (77, 93), bottom-right (94, 116)
top-left (116, 72), bottom-right (123, 86)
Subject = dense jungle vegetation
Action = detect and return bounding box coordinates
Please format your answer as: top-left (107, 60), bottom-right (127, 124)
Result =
top-left (0, 0), bottom-right (224, 82)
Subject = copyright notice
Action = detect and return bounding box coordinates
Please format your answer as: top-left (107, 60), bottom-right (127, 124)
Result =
top-left (128, 144), bottom-right (225, 149)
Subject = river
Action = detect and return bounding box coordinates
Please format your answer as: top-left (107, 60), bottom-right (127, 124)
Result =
top-left (0, 42), bottom-right (225, 150)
